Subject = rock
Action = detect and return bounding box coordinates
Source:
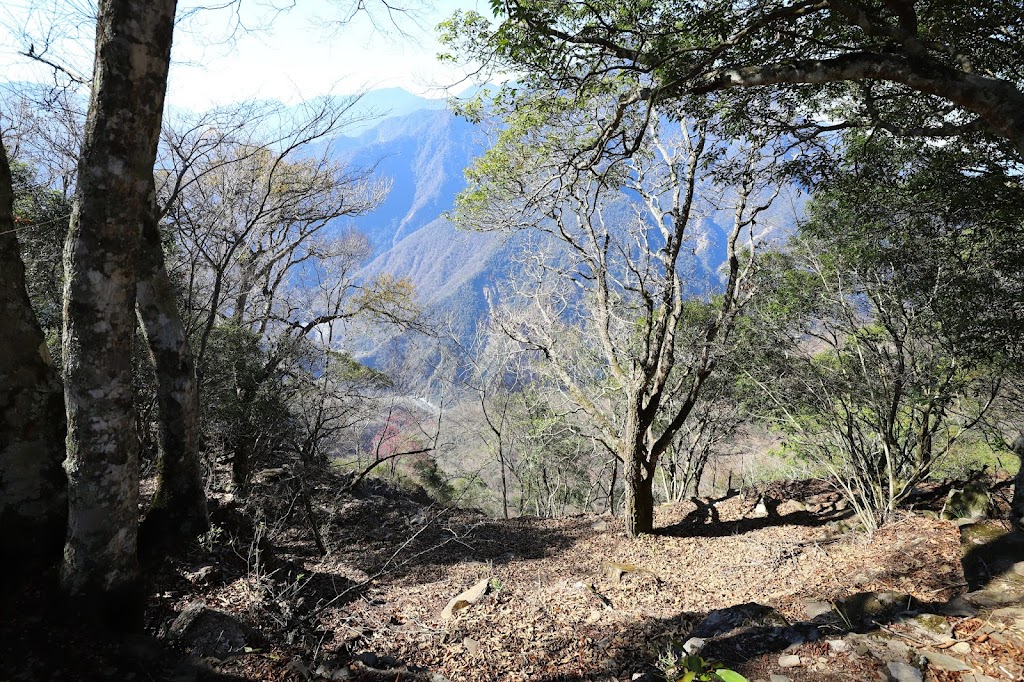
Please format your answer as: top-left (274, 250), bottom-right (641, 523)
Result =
top-left (904, 613), bottom-right (950, 641)
top-left (826, 639), bottom-right (849, 653)
top-left (837, 592), bottom-right (921, 630)
top-left (932, 596), bottom-right (977, 617)
top-left (961, 674), bottom-right (999, 682)
top-left (989, 606), bottom-right (1024, 632)
top-left (462, 637), bottom-right (480, 655)
top-left (750, 497), bottom-right (769, 518)
top-left (769, 675), bottom-right (792, 682)
top-left (1014, 561), bottom-right (1024, 576)
top-left (777, 654), bottom-right (800, 668)
top-left (687, 603), bottom-right (812, 663)
top-left (919, 650), bottom-right (972, 672)
top-left (167, 602), bottom-right (263, 658)
top-left (682, 637), bottom-right (706, 655)
top-left (846, 632), bottom-right (912, 662)
top-left (168, 600), bottom-right (207, 639)
top-left (886, 661), bottom-right (922, 682)
top-left (942, 480), bottom-right (991, 521)
top-left (312, 663), bottom-right (352, 680)
top-left (965, 584), bottom-right (1023, 609)
top-left (801, 600), bottom-right (833, 619)
top-left (591, 520), bottom-right (609, 531)
top-left (950, 641), bottom-right (971, 654)
top-left (692, 603), bottom-right (790, 638)
top-left (441, 577), bottom-right (490, 620)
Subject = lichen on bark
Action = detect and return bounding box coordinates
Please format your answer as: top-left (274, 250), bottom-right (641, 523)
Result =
top-left (0, 138), bottom-right (67, 563)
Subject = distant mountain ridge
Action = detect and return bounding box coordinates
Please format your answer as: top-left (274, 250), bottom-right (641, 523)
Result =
top-left (322, 89), bottom-right (746, 362)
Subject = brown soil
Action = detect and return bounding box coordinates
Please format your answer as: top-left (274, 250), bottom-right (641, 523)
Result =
top-left (3, 476), bottom-right (1022, 682)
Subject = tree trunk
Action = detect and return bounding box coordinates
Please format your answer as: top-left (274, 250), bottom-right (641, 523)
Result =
top-left (1011, 434), bottom-right (1024, 531)
top-left (60, 0), bottom-right (177, 624)
top-left (624, 456), bottom-right (655, 537)
top-left (0, 138), bottom-right (67, 564)
top-left (623, 431), bottom-right (656, 536)
top-left (136, 206), bottom-right (209, 555)
top-left (622, 399), bottom-right (655, 537)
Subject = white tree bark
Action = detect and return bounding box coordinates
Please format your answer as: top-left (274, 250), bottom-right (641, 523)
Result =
top-left (60, 0), bottom-right (177, 617)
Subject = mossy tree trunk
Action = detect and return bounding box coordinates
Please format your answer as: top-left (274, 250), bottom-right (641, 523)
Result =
top-left (622, 399), bottom-right (656, 537)
top-left (136, 207), bottom-right (208, 553)
top-left (1011, 434), bottom-right (1024, 531)
top-left (60, 0), bottom-right (177, 623)
top-left (0, 137), bottom-right (67, 564)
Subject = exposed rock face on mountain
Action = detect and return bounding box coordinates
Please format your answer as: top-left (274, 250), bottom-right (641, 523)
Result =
top-left (326, 93), bottom-right (740, 361)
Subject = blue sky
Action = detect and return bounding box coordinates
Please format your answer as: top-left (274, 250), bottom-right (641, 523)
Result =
top-left (1, 0), bottom-right (486, 110)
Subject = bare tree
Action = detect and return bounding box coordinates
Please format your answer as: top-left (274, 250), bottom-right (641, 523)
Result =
top-left (748, 237), bottom-right (1003, 531)
top-left (461, 117), bottom-right (778, 536)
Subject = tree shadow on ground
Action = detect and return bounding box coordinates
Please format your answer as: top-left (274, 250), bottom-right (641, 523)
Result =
top-left (658, 496), bottom-right (852, 539)
top-left (0, 560), bottom-right (259, 682)
top-left (533, 516), bottom-right (1024, 681)
top-left (960, 523), bottom-right (1024, 591)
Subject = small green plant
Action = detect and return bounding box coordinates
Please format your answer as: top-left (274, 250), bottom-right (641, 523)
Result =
top-left (660, 651), bottom-right (748, 682)
top-left (198, 523), bottom-right (224, 552)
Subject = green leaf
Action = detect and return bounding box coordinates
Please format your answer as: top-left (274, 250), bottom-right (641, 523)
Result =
top-left (714, 670), bottom-right (748, 682)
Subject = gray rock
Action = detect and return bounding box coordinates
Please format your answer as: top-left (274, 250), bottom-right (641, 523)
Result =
top-left (751, 497), bottom-right (769, 518)
top-left (886, 661), bottom-right (922, 682)
top-left (837, 591), bottom-right (921, 629)
top-left (682, 637), bottom-right (706, 655)
top-left (168, 603), bottom-right (263, 658)
top-left (687, 603), bottom-right (812, 664)
top-left (801, 600), bottom-right (833, 619)
top-left (919, 650), bottom-right (972, 672)
top-left (826, 639), bottom-right (849, 653)
top-left (692, 603), bottom-right (790, 639)
top-left (904, 613), bottom-right (951, 641)
top-left (769, 675), bottom-right (792, 682)
top-left (950, 641), bottom-right (971, 654)
top-left (989, 606), bottom-right (1024, 633)
top-left (777, 654), bottom-right (800, 668)
top-left (932, 596), bottom-right (977, 617)
top-left (168, 600), bottom-right (206, 639)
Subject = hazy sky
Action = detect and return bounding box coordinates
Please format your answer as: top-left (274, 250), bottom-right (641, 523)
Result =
top-left (0, 0), bottom-right (485, 110)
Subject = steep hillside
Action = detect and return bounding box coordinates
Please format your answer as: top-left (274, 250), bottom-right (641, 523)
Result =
top-left (331, 108), bottom-right (482, 253)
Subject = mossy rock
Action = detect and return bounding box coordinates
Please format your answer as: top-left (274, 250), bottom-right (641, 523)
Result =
top-left (836, 592), bottom-right (921, 630)
top-left (941, 480), bottom-right (991, 521)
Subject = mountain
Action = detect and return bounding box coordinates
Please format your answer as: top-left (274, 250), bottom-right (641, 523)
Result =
top-left (326, 103), bottom-right (511, 356)
top-left (322, 93), bottom-right (761, 364)
top-left (330, 108), bottom-right (481, 253)
top-left (330, 88), bottom-right (449, 135)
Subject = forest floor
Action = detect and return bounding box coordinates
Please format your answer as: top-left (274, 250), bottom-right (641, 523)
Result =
top-left (3, 473), bottom-right (1024, 682)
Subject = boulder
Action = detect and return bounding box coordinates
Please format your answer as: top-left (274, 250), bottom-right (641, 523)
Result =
top-left (684, 603), bottom-right (815, 663)
top-left (886, 661), bottom-right (922, 682)
top-left (835, 592), bottom-right (922, 631)
top-left (941, 480), bottom-right (991, 521)
top-left (166, 601), bottom-right (264, 658)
